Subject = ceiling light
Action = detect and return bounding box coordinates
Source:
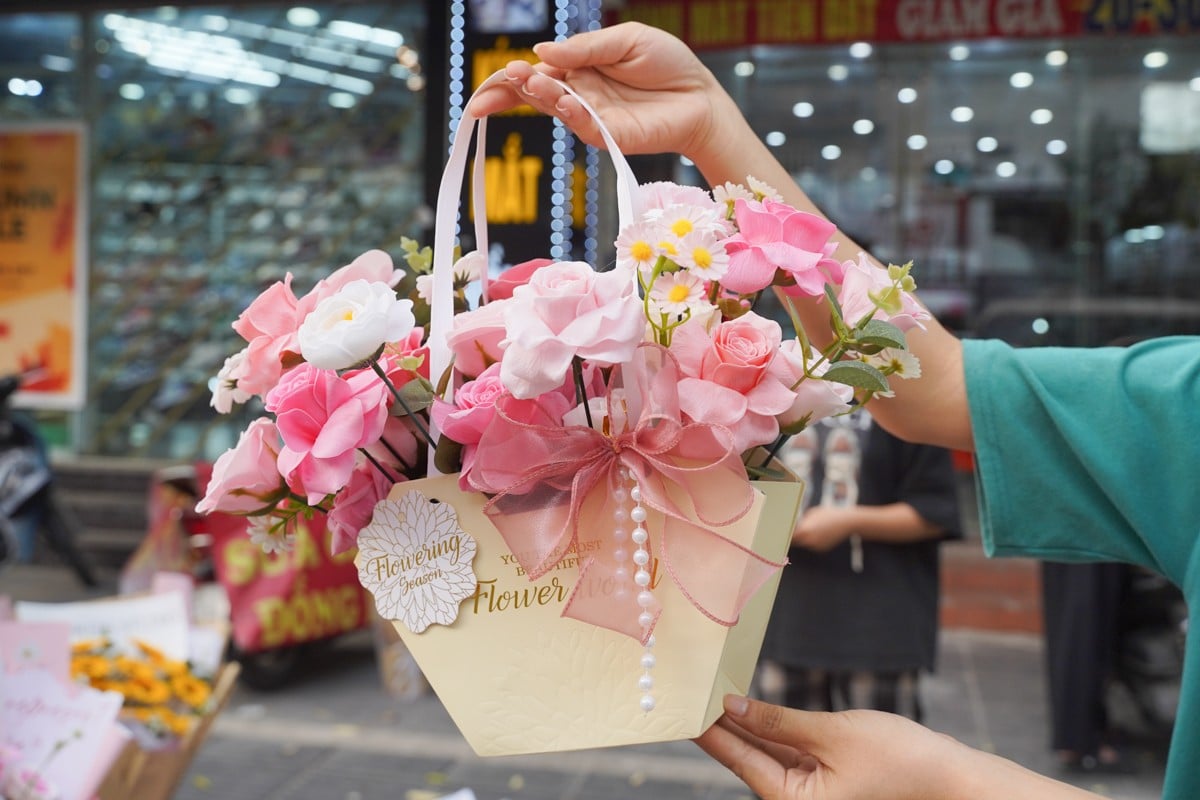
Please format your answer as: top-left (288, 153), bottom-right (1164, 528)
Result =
top-left (22, 79), bottom-right (42, 97)
top-left (1144, 50), bottom-right (1168, 69)
top-left (405, 74), bottom-right (425, 91)
top-left (1030, 108), bottom-right (1053, 124)
top-left (935, 159), bottom-right (955, 175)
top-left (1046, 49), bottom-right (1068, 67)
top-left (977, 136), bottom-right (998, 152)
top-left (792, 101), bottom-right (814, 118)
top-left (1123, 228), bottom-right (1145, 243)
top-left (853, 118), bottom-right (874, 135)
top-left (1010, 71), bottom-right (1034, 88)
top-left (821, 145), bottom-right (842, 160)
top-left (860, 166), bottom-right (878, 181)
top-left (328, 91), bottom-right (356, 108)
top-left (287, 7), bottom-right (320, 27)
top-left (765, 131), bottom-right (786, 147)
top-left (40, 55), bottom-right (74, 72)
top-left (897, 87), bottom-right (917, 104)
top-left (949, 44), bottom-right (970, 61)
top-left (951, 105), bottom-right (974, 122)
top-left (996, 161), bottom-right (1017, 178)
top-left (1143, 225), bottom-right (1165, 240)
top-left (1046, 139), bottom-right (1068, 155)
top-left (828, 64), bottom-right (849, 81)
top-left (119, 83), bottom-right (145, 100)
top-left (224, 87), bottom-right (255, 105)
top-left (734, 60), bottom-right (755, 77)
top-left (849, 42), bottom-right (872, 59)
top-left (907, 134), bottom-right (927, 150)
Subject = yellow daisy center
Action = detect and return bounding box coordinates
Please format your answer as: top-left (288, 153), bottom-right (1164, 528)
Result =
top-left (667, 284), bottom-right (691, 303)
top-left (692, 247), bottom-right (713, 269)
top-left (671, 218), bottom-right (694, 237)
top-left (658, 240), bottom-right (678, 256)
top-left (630, 240), bottom-right (654, 262)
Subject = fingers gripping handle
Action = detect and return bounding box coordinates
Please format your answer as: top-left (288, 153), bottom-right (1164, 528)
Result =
top-left (427, 69), bottom-right (640, 432)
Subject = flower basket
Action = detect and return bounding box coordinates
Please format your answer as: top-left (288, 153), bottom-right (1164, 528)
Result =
top-left (95, 661), bottom-right (239, 800)
top-left (198, 69), bottom-right (927, 759)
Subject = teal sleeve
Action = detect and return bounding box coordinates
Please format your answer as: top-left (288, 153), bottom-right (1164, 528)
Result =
top-left (962, 336), bottom-right (1200, 586)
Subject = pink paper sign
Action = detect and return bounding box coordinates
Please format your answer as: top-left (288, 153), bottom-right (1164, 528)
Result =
top-left (0, 621), bottom-right (71, 680)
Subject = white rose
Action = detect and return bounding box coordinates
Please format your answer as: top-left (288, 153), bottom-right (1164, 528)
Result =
top-left (298, 279), bottom-right (416, 370)
top-left (210, 347), bottom-right (253, 413)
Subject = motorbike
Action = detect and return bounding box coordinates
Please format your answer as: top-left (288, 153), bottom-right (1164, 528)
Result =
top-left (0, 372), bottom-right (97, 586)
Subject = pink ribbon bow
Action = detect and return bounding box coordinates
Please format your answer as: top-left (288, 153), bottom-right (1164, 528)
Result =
top-left (468, 344), bottom-right (786, 643)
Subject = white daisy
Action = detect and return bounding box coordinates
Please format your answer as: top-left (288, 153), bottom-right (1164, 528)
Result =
top-left (674, 231), bottom-right (730, 280)
top-left (747, 176), bottom-right (783, 202)
top-left (248, 516), bottom-right (294, 554)
top-left (649, 270), bottom-right (706, 317)
top-left (867, 348), bottom-right (922, 380)
top-left (615, 220), bottom-right (667, 276)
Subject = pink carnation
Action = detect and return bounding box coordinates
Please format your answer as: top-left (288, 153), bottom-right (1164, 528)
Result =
top-left (720, 199), bottom-right (842, 296)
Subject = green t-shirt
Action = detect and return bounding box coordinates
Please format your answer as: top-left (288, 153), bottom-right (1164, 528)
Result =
top-left (964, 336), bottom-right (1200, 800)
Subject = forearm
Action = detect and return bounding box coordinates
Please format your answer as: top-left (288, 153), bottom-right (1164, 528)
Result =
top-left (689, 88), bottom-right (974, 452)
top-left (840, 502), bottom-right (945, 545)
top-left (946, 747), bottom-right (1109, 800)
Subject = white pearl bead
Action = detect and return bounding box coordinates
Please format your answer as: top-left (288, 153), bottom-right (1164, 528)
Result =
top-left (646, 634), bottom-right (656, 648)
top-left (630, 485), bottom-right (642, 503)
top-left (641, 653), bottom-right (656, 669)
top-left (613, 487), bottom-right (628, 502)
top-left (639, 674), bottom-right (654, 691)
top-left (634, 570), bottom-right (650, 586)
top-left (630, 506), bottom-right (647, 523)
top-left (640, 695), bottom-right (656, 712)
top-left (637, 590), bottom-right (654, 608)
top-left (614, 567), bottom-right (629, 583)
top-left (613, 527), bottom-right (628, 542)
top-left (613, 507), bottom-right (628, 521)
top-left (638, 611), bottom-right (654, 627)
top-left (633, 550), bottom-right (649, 566)
top-left (613, 548), bottom-right (628, 562)
top-left (631, 528), bottom-right (648, 545)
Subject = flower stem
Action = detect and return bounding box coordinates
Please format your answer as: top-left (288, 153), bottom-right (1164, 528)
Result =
top-left (370, 361), bottom-right (436, 451)
top-left (360, 448), bottom-right (402, 483)
top-left (376, 435), bottom-right (413, 473)
top-left (758, 433), bottom-right (790, 469)
top-left (572, 356), bottom-right (594, 429)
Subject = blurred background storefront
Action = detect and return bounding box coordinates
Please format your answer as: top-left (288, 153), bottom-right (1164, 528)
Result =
top-left (0, 0), bottom-right (1197, 467)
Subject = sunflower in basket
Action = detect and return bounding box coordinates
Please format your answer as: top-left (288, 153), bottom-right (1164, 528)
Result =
top-left (70, 638), bottom-right (214, 745)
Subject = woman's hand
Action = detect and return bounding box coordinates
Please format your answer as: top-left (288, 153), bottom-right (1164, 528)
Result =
top-left (791, 506), bottom-right (857, 552)
top-left (466, 22), bottom-right (731, 161)
top-left (695, 695), bottom-right (1106, 800)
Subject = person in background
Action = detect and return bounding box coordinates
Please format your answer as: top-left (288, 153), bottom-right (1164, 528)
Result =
top-left (470, 21), bottom-right (1200, 800)
top-left (760, 413), bottom-right (961, 723)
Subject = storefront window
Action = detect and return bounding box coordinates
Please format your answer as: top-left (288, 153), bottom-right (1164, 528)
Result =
top-left (1, 4), bottom-right (429, 459)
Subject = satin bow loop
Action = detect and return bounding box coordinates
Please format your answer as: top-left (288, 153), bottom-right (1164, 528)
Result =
top-left (470, 344), bottom-right (786, 643)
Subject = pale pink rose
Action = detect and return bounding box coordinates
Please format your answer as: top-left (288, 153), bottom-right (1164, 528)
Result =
top-left (431, 363), bottom-right (507, 446)
top-left (266, 363), bottom-right (390, 503)
top-left (196, 418), bottom-right (286, 515)
top-left (670, 312), bottom-right (797, 452)
top-left (837, 252), bottom-right (930, 332)
top-left (501, 262), bottom-right (645, 399)
top-left (297, 249), bottom-right (405, 319)
top-left (638, 181), bottom-right (716, 216)
top-left (445, 299), bottom-right (509, 379)
top-left (774, 339), bottom-right (855, 429)
top-left (720, 199), bottom-right (842, 295)
top-left (489, 258), bottom-right (554, 301)
top-left (328, 460), bottom-right (395, 556)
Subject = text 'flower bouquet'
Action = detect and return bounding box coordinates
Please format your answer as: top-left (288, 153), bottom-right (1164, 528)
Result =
top-left (199, 72), bottom-right (928, 755)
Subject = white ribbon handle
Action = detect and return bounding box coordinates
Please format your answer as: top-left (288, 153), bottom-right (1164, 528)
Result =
top-left (427, 69), bottom-right (641, 456)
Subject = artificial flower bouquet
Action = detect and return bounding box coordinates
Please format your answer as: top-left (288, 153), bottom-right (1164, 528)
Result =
top-left (199, 74), bottom-right (928, 755)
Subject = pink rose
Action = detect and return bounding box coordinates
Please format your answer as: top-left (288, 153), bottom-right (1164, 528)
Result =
top-left (231, 275), bottom-right (304, 397)
top-left (837, 252), bottom-right (930, 332)
top-left (328, 461), bottom-right (395, 556)
top-left (432, 364), bottom-right (506, 446)
top-left (445, 299), bottom-right (509, 379)
top-left (196, 418), bottom-right (286, 514)
top-left (638, 181), bottom-right (716, 215)
top-left (774, 339), bottom-right (854, 429)
top-left (489, 258), bottom-right (554, 301)
top-left (501, 262), bottom-right (645, 399)
top-left (266, 363), bottom-right (390, 503)
top-left (670, 312), bottom-right (797, 452)
top-left (296, 249), bottom-right (405, 319)
top-left (720, 199), bottom-right (842, 296)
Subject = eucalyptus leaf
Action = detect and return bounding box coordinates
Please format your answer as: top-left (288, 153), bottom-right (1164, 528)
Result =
top-left (434, 435), bottom-right (463, 476)
top-left (396, 379), bottom-right (434, 414)
top-left (823, 361), bottom-right (891, 393)
top-left (855, 318), bottom-right (907, 350)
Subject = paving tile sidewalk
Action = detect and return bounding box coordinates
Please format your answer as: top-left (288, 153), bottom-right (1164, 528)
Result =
top-left (1, 564), bottom-right (1169, 800)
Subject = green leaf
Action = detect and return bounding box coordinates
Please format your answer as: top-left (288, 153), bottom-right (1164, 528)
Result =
top-left (396, 379), bottom-right (434, 414)
top-left (823, 361), bottom-right (891, 393)
top-left (854, 319), bottom-right (907, 351)
top-left (433, 435), bottom-right (463, 476)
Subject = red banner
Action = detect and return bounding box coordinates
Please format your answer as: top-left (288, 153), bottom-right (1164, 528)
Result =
top-left (207, 512), bottom-right (369, 654)
top-left (606, 0), bottom-right (1199, 48)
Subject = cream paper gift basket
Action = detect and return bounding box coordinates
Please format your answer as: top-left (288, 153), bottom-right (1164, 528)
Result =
top-left (355, 71), bottom-right (806, 757)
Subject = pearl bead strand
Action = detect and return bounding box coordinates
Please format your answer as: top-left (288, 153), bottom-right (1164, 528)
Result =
top-left (629, 475), bottom-right (656, 712)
